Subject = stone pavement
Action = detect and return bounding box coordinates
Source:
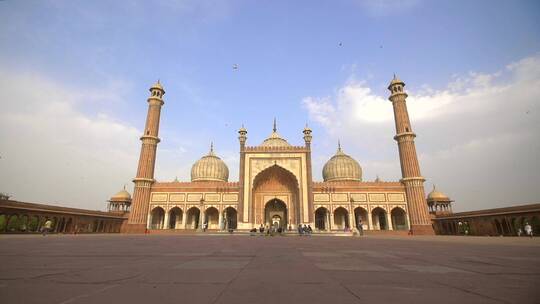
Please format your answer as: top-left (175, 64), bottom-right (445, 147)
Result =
top-left (1, 234), bottom-right (539, 304)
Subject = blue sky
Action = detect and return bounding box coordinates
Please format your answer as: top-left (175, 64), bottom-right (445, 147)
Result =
top-left (1, 0), bottom-right (539, 212)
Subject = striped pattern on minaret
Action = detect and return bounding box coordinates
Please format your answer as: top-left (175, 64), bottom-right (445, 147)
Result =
top-left (388, 76), bottom-right (434, 234)
top-left (128, 82), bottom-right (165, 227)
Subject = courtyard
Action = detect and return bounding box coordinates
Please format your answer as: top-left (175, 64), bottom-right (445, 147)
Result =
top-left (0, 234), bottom-right (539, 304)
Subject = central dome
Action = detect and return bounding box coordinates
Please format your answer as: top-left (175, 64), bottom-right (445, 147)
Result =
top-left (322, 142), bottom-right (362, 182)
top-left (260, 119), bottom-right (291, 147)
top-left (191, 144), bottom-right (229, 182)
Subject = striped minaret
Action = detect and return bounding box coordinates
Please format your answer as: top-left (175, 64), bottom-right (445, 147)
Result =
top-left (124, 81), bottom-right (165, 233)
top-left (388, 75), bottom-right (434, 235)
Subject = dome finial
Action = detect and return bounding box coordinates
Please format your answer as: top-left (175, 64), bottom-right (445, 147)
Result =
top-left (209, 141), bottom-right (215, 155)
top-left (273, 117), bottom-right (277, 132)
top-left (338, 139), bottom-right (342, 152)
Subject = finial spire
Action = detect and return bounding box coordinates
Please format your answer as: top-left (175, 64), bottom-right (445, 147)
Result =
top-left (273, 117), bottom-right (277, 132)
top-left (210, 141), bottom-right (214, 153)
top-left (337, 139), bottom-right (342, 151)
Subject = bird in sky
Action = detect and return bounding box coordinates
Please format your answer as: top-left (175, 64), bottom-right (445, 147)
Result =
top-left (232, 64), bottom-right (238, 70)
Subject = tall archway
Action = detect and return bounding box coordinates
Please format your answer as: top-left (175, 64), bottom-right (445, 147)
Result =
top-left (186, 207), bottom-right (200, 229)
top-left (264, 199), bottom-right (287, 229)
top-left (168, 207), bottom-right (183, 229)
top-left (354, 207), bottom-right (368, 230)
top-left (0, 214), bottom-right (7, 232)
top-left (315, 207), bottom-right (329, 231)
top-left (252, 165), bottom-right (300, 226)
top-left (391, 207), bottom-right (408, 231)
top-left (372, 207), bottom-right (387, 230)
top-left (205, 207), bottom-right (219, 229)
top-left (224, 207), bottom-right (237, 230)
top-left (494, 219), bottom-right (503, 235)
top-left (150, 207), bottom-right (165, 229)
top-left (7, 215), bottom-right (19, 232)
top-left (333, 207), bottom-right (349, 230)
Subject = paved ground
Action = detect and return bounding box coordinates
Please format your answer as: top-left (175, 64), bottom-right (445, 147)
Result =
top-left (1, 234), bottom-right (539, 304)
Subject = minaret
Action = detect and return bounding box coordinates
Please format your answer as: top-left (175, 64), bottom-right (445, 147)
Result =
top-left (303, 124), bottom-right (314, 222)
top-left (237, 125), bottom-right (247, 224)
top-left (388, 75), bottom-right (434, 235)
top-left (125, 81), bottom-right (165, 233)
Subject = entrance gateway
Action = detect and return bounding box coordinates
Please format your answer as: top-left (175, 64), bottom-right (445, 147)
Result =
top-left (265, 199), bottom-right (287, 229)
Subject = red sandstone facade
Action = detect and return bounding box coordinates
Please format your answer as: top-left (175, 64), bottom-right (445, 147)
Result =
top-left (122, 77), bottom-right (437, 234)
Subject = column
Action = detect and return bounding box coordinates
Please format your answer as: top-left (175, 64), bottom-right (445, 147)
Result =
top-left (146, 212), bottom-right (151, 229)
top-left (198, 208), bottom-right (204, 231)
top-left (182, 212), bottom-right (188, 229)
top-left (328, 211), bottom-right (333, 231)
top-left (324, 211), bottom-right (329, 231)
top-left (218, 210), bottom-right (224, 231)
top-left (367, 209), bottom-right (373, 230)
top-left (386, 210), bottom-right (393, 230)
top-left (163, 211), bottom-right (169, 230)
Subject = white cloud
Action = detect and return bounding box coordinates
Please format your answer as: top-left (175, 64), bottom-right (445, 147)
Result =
top-left (0, 70), bottom-right (140, 210)
top-left (303, 54), bottom-right (540, 211)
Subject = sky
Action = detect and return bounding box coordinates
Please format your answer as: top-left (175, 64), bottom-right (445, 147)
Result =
top-left (0, 0), bottom-right (539, 212)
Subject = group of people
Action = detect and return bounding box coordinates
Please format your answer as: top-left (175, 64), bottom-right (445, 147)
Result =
top-left (517, 223), bottom-right (534, 238)
top-left (297, 224), bottom-right (313, 235)
top-left (249, 224), bottom-right (315, 236)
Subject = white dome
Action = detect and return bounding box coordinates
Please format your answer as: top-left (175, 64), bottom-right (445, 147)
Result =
top-left (322, 143), bottom-right (362, 182)
top-left (191, 144), bottom-right (229, 182)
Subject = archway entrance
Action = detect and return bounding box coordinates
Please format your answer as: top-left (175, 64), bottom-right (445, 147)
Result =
top-left (333, 207), bottom-right (349, 230)
top-left (252, 165), bottom-right (300, 226)
top-left (264, 199), bottom-right (287, 229)
top-left (315, 207), bottom-right (330, 231)
top-left (150, 207), bottom-right (165, 229)
top-left (224, 207), bottom-right (237, 230)
top-left (169, 207), bottom-right (183, 229)
top-left (205, 207), bottom-right (219, 229)
top-left (354, 207), bottom-right (368, 230)
top-left (391, 207), bottom-right (408, 230)
top-left (186, 207), bottom-right (200, 229)
top-left (372, 207), bottom-right (387, 230)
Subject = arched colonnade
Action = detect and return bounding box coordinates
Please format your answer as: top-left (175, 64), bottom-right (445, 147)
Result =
top-left (313, 206), bottom-right (409, 231)
top-left (148, 206), bottom-right (238, 230)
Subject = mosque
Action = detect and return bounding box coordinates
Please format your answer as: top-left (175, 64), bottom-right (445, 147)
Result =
top-left (119, 76), bottom-right (448, 235)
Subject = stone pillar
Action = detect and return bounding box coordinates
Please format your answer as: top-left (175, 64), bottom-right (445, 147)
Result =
top-left (324, 211), bottom-right (329, 231)
top-left (328, 211), bottom-right (333, 231)
top-left (388, 76), bottom-right (433, 235)
top-left (125, 81), bottom-right (165, 233)
top-left (367, 210), bottom-right (373, 230)
top-left (386, 211), bottom-right (393, 231)
top-left (218, 210), bottom-right (224, 231)
top-left (198, 208), bottom-right (204, 231)
top-left (163, 212), bottom-right (169, 230)
top-left (182, 212), bottom-right (188, 229)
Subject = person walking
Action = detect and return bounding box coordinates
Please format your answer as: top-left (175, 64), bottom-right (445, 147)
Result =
top-left (42, 219), bottom-right (52, 236)
top-left (524, 223), bottom-right (533, 238)
top-left (357, 219), bottom-right (364, 236)
top-left (517, 228), bottom-right (522, 237)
